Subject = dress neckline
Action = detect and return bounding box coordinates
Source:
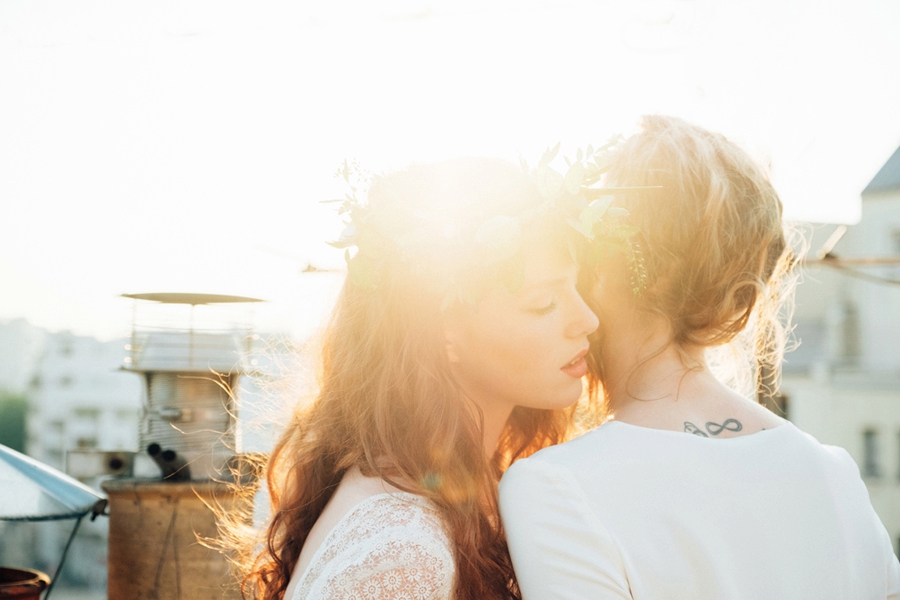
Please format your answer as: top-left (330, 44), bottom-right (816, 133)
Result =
top-left (603, 418), bottom-right (793, 442)
top-left (292, 491), bottom-right (428, 599)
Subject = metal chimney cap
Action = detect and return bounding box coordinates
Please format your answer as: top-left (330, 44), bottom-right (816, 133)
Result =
top-left (122, 293), bottom-right (264, 305)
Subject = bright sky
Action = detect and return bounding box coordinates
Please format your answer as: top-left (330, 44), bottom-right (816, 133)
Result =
top-left (2, 0), bottom-right (900, 340)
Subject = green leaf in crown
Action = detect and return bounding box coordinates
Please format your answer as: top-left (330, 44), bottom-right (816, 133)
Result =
top-left (521, 135), bottom-right (654, 296)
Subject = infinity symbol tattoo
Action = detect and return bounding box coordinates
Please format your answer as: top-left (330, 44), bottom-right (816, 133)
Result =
top-left (706, 419), bottom-right (743, 435)
top-left (684, 419), bottom-right (743, 437)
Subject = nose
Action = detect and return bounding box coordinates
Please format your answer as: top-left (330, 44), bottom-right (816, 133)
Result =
top-left (567, 290), bottom-right (600, 338)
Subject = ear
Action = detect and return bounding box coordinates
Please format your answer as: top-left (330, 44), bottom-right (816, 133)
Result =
top-left (443, 325), bottom-right (461, 364)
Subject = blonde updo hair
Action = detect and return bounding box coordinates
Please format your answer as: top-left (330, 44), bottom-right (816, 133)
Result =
top-left (599, 115), bottom-right (796, 397)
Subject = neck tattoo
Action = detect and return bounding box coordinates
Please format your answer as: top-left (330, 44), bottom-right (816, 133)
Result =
top-left (684, 419), bottom-right (743, 437)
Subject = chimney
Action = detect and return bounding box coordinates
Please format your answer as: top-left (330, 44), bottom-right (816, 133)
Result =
top-left (102, 292), bottom-right (262, 600)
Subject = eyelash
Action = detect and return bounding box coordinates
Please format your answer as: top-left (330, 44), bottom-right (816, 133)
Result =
top-left (532, 301), bottom-right (557, 316)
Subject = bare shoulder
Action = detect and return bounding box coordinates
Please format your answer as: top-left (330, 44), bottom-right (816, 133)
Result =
top-left (738, 394), bottom-right (787, 428)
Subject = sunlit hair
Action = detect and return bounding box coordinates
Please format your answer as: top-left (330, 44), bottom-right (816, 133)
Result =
top-left (238, 158), bottom-right (582, 600)
top-left (585, 115), bottom-right (798, 406)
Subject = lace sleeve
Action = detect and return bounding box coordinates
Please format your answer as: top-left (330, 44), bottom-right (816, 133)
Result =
top-left (318, 537), bottom-right (454, 600)
top-left (298, 494), bottom-right (455, 600)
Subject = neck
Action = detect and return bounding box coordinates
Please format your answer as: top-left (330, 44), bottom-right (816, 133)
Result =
top-left (469, 396), bottom-right (515, 459)
top-left (599, 308), bottom-right (708, 414)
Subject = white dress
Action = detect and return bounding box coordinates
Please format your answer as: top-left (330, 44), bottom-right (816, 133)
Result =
top-left (499, 421), bottom-right (900, 600)
top-left (292, 492), bottom-right (455, 600)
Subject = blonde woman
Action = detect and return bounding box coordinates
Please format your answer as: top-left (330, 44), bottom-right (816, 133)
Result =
top-left (242, 158), bottom-right (600, 600)
top-left (499, 116), bottom-right (900, 599)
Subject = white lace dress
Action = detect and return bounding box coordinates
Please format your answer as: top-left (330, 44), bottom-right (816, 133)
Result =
top-left (291, 492), bottom-right (456, 600)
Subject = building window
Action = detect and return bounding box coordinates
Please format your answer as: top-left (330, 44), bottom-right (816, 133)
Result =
top-left (59, 335), bottom-right (74, 356)
top-left (116, 409), bottom-right (137, 422)
top-left (73, 407), bottom-right (100, 420)
top-left (863, 429), bottom-right (881, 478)
top-left (840, 302), bottom-right (860, 365)
top-left (897, 431), bottom-right (900, 482)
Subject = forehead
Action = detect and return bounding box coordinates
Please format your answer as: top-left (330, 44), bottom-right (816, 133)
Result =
top-left (517, 242), bottom-right (577, 294)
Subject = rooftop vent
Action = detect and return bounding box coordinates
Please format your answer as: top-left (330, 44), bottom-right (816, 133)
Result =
top-left (122, 293), bottom-right (262, 481)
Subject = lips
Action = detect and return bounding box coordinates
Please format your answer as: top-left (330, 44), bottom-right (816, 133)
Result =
top-left (560, 348), bottom-right (590, 378)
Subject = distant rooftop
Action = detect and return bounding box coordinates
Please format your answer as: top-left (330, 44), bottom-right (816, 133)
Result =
top-left (863, 144), bottom-right (900, 196)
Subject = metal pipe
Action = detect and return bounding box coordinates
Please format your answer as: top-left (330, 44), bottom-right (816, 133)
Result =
top-left (146, 444), bottom-right (191, 482)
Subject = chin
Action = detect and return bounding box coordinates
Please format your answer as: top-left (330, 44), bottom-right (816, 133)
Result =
top-left (514, 379), bottom-right (584, 411)
top-left (546, 384), bottom-right (585, 411)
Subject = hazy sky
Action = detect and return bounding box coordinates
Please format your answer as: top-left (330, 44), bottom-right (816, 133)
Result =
top-left (2, 0), bottom-right (900, 340)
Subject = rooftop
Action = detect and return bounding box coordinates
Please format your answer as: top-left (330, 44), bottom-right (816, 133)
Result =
top-left (863, 144), bottom-right (900, 196)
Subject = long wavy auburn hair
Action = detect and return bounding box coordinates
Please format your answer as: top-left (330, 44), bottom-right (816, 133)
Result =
top-left (240, 158), bottom-right (583, 600)
top-left (585, 115), bottom-right (799, 407)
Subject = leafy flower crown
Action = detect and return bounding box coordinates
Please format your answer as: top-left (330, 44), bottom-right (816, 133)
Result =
top-left (326, 138), bottom-right (651, 308)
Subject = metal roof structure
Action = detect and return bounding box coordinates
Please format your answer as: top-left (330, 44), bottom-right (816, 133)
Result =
top-left (863, 145), bottom-right (900, 196)
top-left (0, 444), bottom-right (108, 599)
top-left (0, 444), bottom-right (106, 522)
top-left (121, 293), bottom-right (264, 305)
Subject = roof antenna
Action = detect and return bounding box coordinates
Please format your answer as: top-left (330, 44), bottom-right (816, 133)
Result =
top-left (816, 225), bottom-right (847, 260)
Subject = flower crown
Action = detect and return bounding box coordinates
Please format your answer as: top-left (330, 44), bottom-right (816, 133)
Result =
top-left (326, 138), bottom-right (652, 307)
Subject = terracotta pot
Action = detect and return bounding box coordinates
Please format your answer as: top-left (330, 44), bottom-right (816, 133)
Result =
top-left (0, 567), bottom-right (50, 600)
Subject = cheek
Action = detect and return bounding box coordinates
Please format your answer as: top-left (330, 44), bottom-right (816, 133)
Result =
top-left (485, 318), bottom-right (561, 382)
top-left (458, 313), bottom-right (553, 381)
top-left (451, 310), bottom-right (582, 410)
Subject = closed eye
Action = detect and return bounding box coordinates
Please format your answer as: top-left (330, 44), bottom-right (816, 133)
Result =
top-left (531, 301), bottom-right (557, 316)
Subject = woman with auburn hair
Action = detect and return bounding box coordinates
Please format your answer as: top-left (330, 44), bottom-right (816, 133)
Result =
top-left (242, 157), bottom-right (600, 600)
top-left (500, 116), bottom-right (900, 599)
